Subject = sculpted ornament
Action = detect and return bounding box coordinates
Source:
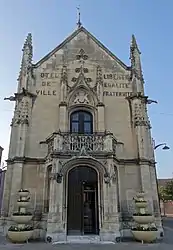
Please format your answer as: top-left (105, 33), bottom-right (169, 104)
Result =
top-left (76, 49), bottom-right (88, 61)
top-left (60, 65), bottom-right (68, 102)
top-left (73, 90), bottom-right (89, 104)
top-left (71, 65), bottom-right (92, 85)
top-left (11, 98), bottom-right (31, 126)
top-left (96, 65), bottom-right (103, 103)
top-left (134, 103), bottom-right (150, 127)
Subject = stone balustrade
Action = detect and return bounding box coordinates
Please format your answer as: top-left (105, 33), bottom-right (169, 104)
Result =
top-left (47, 132), bottom-right (117, 155)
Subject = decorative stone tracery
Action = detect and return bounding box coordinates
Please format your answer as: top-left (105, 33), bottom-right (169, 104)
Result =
top-left (71, 65), bottom-right (92, 86)
top-left (134, 103), bottom-right (149, 127)
top-left (59, 51), bottom-right (106, 109)
top-left (60, 65), bottom-right (68, 103)
top-left (76, 48), bottom-right (88, 61)
top-left (96, 65), bottom-right (104, 103)
top-left (12, 98), bottom-right (31, 126)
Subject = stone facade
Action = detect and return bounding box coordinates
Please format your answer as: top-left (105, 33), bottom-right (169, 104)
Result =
top-left (0, 146), bottom-right (3, 166)
top-left (0, 146), bottom-right (5, 214)
top-left (0, 169), bottom-right (6, 216)
top-left (0, 27), bottom-right (162, 242)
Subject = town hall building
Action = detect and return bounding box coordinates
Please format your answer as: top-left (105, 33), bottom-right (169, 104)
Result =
top-left (0, 21), bottom-right (162, 242)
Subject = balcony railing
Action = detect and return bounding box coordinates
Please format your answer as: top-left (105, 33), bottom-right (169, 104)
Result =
top-left (46, 132), bottom-right (117, 155)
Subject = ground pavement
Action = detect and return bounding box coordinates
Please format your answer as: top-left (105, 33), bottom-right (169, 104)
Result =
top-left (0, 218), bottom-right (173, 250)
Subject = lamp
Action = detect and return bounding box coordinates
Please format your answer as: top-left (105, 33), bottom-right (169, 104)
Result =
top-left (162, 145), bottom-right (170, 150)
top-left (154, 143), bottom-right (170, 150)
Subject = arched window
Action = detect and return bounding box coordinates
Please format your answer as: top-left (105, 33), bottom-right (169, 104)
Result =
top-left (70, 111), bottom-right (93, 134)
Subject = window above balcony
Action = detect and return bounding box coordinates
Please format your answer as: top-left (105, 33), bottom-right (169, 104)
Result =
top-left (70, 110), bottom-right (93, 134)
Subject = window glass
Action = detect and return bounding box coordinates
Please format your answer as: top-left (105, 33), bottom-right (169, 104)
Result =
top-left (71, 112), bottom-right (79, 121)
top-left (71, 122), bottom-right (79, 133)
top-left (84, 113), bottom-right (92, 121)
top-left (70, 111), bottom-right (93, 134)
top-left (84, 122), bottom-right (92, 134)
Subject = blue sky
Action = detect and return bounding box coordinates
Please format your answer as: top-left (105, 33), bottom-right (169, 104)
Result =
top-left (0, 0), bottom-right (173, 178)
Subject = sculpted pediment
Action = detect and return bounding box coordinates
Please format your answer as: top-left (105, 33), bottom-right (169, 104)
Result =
top-left (69, 64), bottom-right (92, 92)
top-left (59, 61), bottom-right (104, 105)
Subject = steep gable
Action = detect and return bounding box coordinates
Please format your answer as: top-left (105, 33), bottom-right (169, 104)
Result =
top-left (33, 26), bottom-right (129, 70)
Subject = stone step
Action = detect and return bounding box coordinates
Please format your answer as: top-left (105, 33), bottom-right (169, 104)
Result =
top-left (53, 235), bottom-right (116, 244)
top-left (67, 235), bottom-right (100, 243)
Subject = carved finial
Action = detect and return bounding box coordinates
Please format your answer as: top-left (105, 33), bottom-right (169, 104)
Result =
top-left (18, 33), bottom-right (33, 92)
top-left (61, 65), bottom-right (68, 83)
top-left (22, 33), bottom-right (33, 66)
top-left (131, 34), bottom-right (140, 54)
top-left (130, 34), bottom-right (143, 82)
top-left (77, 6), bottom-right (82, 28)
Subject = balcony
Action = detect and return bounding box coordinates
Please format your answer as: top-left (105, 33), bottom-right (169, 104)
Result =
top-left (46, 132), bottom-right (117, 156)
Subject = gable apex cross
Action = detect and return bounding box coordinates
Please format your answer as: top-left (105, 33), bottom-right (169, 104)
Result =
top-left (77, 6), bottom-right (82, 28)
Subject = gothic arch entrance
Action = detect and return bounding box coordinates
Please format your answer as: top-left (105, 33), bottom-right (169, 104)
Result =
top-left (67, 166), bottom-right (99, 235)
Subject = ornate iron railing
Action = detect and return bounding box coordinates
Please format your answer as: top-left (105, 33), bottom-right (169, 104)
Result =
top-left (47, 132), bottom-right (117, 155)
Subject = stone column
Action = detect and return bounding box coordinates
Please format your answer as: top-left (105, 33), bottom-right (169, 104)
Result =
top-left (59, 103), bottom-right (67, 132)
top-left (33, 164), bottom-right (45, 214)
top-left (100, 160), bottom-right (120, 242)
top-left (132, 100), bottom-right (154, 211)
top-left (150, 166), bottom-right (163, 231)
top-left (8, 125), bottom-right (18, 159)
top-left (19, 124), bottom-right (28, 157)
top-left (46, 159), bottom-right (66, 242)
top-left (140, 164), bottom-right (153, 212)
top-left (8, 163), bottom-right (23, 214)
top-left (1, 165), bottom-right (13, 216)
top-left (97, 103), bottom-right (105, 132)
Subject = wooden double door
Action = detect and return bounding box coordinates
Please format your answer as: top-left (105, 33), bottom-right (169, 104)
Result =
top-left (67, 166), bottom-right (99, 235)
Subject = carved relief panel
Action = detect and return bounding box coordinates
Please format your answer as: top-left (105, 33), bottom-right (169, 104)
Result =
top-left (134, 102), bottom-right (149, 127)
top-left (59, 48), bottom-right (105, 108)
top-left (73, 90), bottom-right (89, 104)
top-left (59, 48), bottom-right (105, 107)
top-left (12, 97), bottom-right (32, 126)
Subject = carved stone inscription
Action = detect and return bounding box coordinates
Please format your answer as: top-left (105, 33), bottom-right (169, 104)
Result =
top-left (36, 72), bottom-right (58, 96)
top-left (103, 91), bottom-right (132, 97)
top-left (104, 82), bottom-right (130, 88)
top-left (40, 73), bottom-right (59, 79)
top-left (103, 72), bottom-right (132, 98)
top-left (104, 73), bottom-right (130, 81)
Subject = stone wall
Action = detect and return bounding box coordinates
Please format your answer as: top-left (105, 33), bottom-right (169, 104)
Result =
top-left (160, 201), bottom-right (173, 216)
top-left (26, 29), bottom-right (134, 159)
top-left (0, 169), bottom-right (6, 215)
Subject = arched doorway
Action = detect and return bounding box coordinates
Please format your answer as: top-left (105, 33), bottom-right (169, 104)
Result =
top-left (67, 166), bottom-right (99, 235)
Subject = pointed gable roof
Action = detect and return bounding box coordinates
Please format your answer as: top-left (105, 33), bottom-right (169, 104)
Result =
top-left (33, 26), bottom-right (130, 70)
